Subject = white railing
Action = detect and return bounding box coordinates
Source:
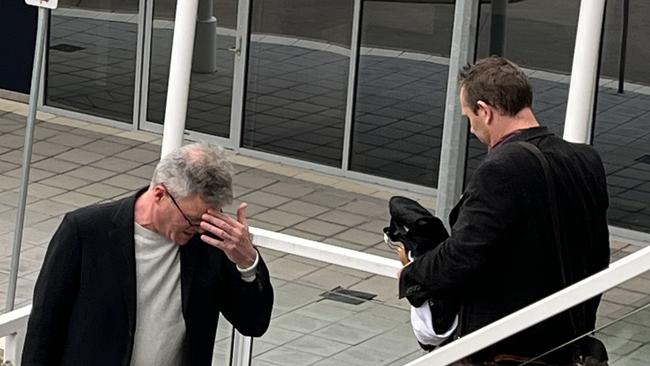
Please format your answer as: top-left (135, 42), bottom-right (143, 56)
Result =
top-left (250, 228), bottom-right (650, 366)
top-left (250, 227), bottom-right (402, 278)
top-left (0, 305), bottom-right (31, 366)
top-left (4, 230), bottom-right (650, 366)
top-left (403, 245), bottom-right (650, 365)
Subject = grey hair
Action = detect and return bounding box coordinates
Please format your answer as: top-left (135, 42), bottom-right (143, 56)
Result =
top-left (151, 142), bottom-right (234, 207)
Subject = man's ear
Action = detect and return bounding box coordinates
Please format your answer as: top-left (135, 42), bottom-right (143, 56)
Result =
top-left (152, 185), bottom-right (165, 201)
top-left (476, 100), bottom-right (492, 124)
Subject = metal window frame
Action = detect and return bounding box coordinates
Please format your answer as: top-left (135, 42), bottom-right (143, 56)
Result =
top-left (38, 3), bottom-right (145, 131)
top-left (434, 0), bottom-right (479, 225)
top-left (139, 0), bottom-right (246, 150)
top-left (229, 0), bottom-right (252, 152)
top-left (341, 0), bottom-right (363, 171)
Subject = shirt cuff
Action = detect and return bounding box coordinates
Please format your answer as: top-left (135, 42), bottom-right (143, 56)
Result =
top-left (237, 250), bottom-right (259, 282)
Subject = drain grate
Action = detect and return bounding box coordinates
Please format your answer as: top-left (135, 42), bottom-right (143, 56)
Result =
top-left (320, 286), bottom-right (376, 305)
top-left (635, 154), bottom-right (650, 165)
top-left (50, 44), bottom-right (85, 53)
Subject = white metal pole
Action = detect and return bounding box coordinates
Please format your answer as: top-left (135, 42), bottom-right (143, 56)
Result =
top-left (230, 330), bottom-right (252, 366)
top-left (7, 7), bottom-right (49, 312)
top-left (563, 0), bottom-right (606, 144)
top-left (161, 0), bottom-right (200, 157)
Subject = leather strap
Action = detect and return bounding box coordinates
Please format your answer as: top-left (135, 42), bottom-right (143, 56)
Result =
top-left (514, 141), bottom-right (582, 337)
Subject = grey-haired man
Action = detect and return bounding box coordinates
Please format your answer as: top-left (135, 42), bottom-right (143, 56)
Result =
top-left (22, 142), bottom-right (274, 366)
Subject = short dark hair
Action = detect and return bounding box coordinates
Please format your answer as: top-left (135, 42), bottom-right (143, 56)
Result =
top-left (459, 56), bottom-right (533, 116)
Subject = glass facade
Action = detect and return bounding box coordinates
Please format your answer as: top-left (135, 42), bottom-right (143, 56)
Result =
top-left (46, 0), bottom-right (139, 122)
top-left (146, 0), bottom-right (239, 137)
top-left (465, 0), bottom-right (579, 180)
top-left (349, 1), bottom-right (453, 187)
top-left (36, 0), bottom-right (650, 236)
top-left (592, 0), bottom-right (650, 232)
top-left (242, 0), bottom-right (353, 167)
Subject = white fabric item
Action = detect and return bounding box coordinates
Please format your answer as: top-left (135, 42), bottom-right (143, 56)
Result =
top-left (410, 301), bottom-right (458, 347)
top-left (130, 223), bottom-right (186, 366)
top-left (236, 250), bottom-right (259, 282)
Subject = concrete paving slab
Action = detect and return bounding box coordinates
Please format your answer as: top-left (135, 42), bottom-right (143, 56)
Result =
top-left (293, 219), bottom-right (347, 237)
top-left (276, 200), bottom-right (329, 217)
top-left (254, 209), bottom-right (307, 228)
top-left (51, 191), bottom-right (103, 207)
top-left (67, 165), bottom-right (116, 182)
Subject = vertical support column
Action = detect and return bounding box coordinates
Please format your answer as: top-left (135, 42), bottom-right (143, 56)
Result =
top-left (563, 0), bottom-right (606, 144)
top-left (161, 0), bottom-right (200, 157)
top-left (618, 0), bottom-right (629, 94)
top-left (230, 330), bottom-right (253, 366)
top-left (193, 0), bottom-right (217, 73)
top-left (7, 7), bottom-right (49, 313)
top-left (132, 0), bottom-right (148, 131)
top-left (229, 0), bottom-right (252, 151)
top-left (489, 0), bottom-right (507, 56)
top-left (137, 0), bottom-right (154, 131)
top-left (341, 0), bottom-right (362, 171)
top-left (435, 0), bottom-right (479, 227)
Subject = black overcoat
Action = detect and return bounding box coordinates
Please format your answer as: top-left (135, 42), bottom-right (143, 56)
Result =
top-left (22, 189), bottom-right (274, 365)
top-left (400, 127), bottom-right (610, 359)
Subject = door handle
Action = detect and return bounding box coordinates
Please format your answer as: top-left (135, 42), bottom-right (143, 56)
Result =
top-left (228, 36), bottom-right (242, 55)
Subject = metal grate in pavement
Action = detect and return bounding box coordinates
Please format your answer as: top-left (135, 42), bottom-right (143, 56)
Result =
top-left (320, 286), bottom-right (376, 305)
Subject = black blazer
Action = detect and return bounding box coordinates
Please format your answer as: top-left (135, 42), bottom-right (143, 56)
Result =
top-left (400, 127), bottom-right (610, 360)
top-left (22, 190), bottom-right (274, 366)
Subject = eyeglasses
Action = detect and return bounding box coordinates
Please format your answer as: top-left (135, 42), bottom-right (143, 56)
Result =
top-left (160, 184), bottom-right (201, 228)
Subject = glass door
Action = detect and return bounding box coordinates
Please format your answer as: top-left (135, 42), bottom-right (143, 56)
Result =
top-left (241, 0), bottom-right (354, 167)
top-left (140, 0), bottom-right (244, 146)
top-left (45, 0), bottom-right (141, 124)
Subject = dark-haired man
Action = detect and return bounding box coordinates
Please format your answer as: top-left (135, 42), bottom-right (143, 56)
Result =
top-left (399, 57), bottom-right (610, 364)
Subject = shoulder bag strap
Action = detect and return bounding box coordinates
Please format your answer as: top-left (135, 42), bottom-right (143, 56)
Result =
top-left (514, 141), bottom-right (581, 337)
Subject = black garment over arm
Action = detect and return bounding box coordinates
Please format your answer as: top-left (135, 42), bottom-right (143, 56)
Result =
top-left (22, 214), bottom-right (81, 365)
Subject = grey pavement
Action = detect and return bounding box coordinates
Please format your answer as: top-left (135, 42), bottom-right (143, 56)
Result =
top-left (1, 101), bottom-right (650, 364)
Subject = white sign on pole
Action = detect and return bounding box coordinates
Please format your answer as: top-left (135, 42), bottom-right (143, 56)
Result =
top-left (25, 0), bottom-right (58, 9)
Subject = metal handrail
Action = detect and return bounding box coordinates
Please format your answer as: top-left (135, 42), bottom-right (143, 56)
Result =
top-left (398, 245), bottom-right (650, 365)
top-left (5, 231), bottom-right (650, 366)
top-left (0, 305), bottom-right (31, 366)
top-left (249, 228), bottom-right (650, 366)
top-left (250, 227), bottom-right (402, 278)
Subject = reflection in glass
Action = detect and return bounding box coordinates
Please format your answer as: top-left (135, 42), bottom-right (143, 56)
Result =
top-left (465, 0), bottom-right (579, 183)
top-left (46, 1), bottom-right (139, 122)
top-left (592, 1), bottom-right (650, 233)
top-left (349, 2), bottom-right (454, 188)
top-left (242, 0), bottom-right (353, 167)
top-left (146, 0), bottom-right (238, 137)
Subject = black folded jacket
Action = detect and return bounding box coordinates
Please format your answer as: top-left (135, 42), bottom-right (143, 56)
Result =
top-left (384, 196), bottom-right (459, 336)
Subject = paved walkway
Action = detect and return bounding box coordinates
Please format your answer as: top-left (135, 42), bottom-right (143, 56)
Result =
top-left (0, 99), bottom-right (649, 365)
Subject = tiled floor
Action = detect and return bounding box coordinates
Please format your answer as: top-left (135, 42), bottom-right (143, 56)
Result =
top-left (1, 100), bottom-right (650, 364)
